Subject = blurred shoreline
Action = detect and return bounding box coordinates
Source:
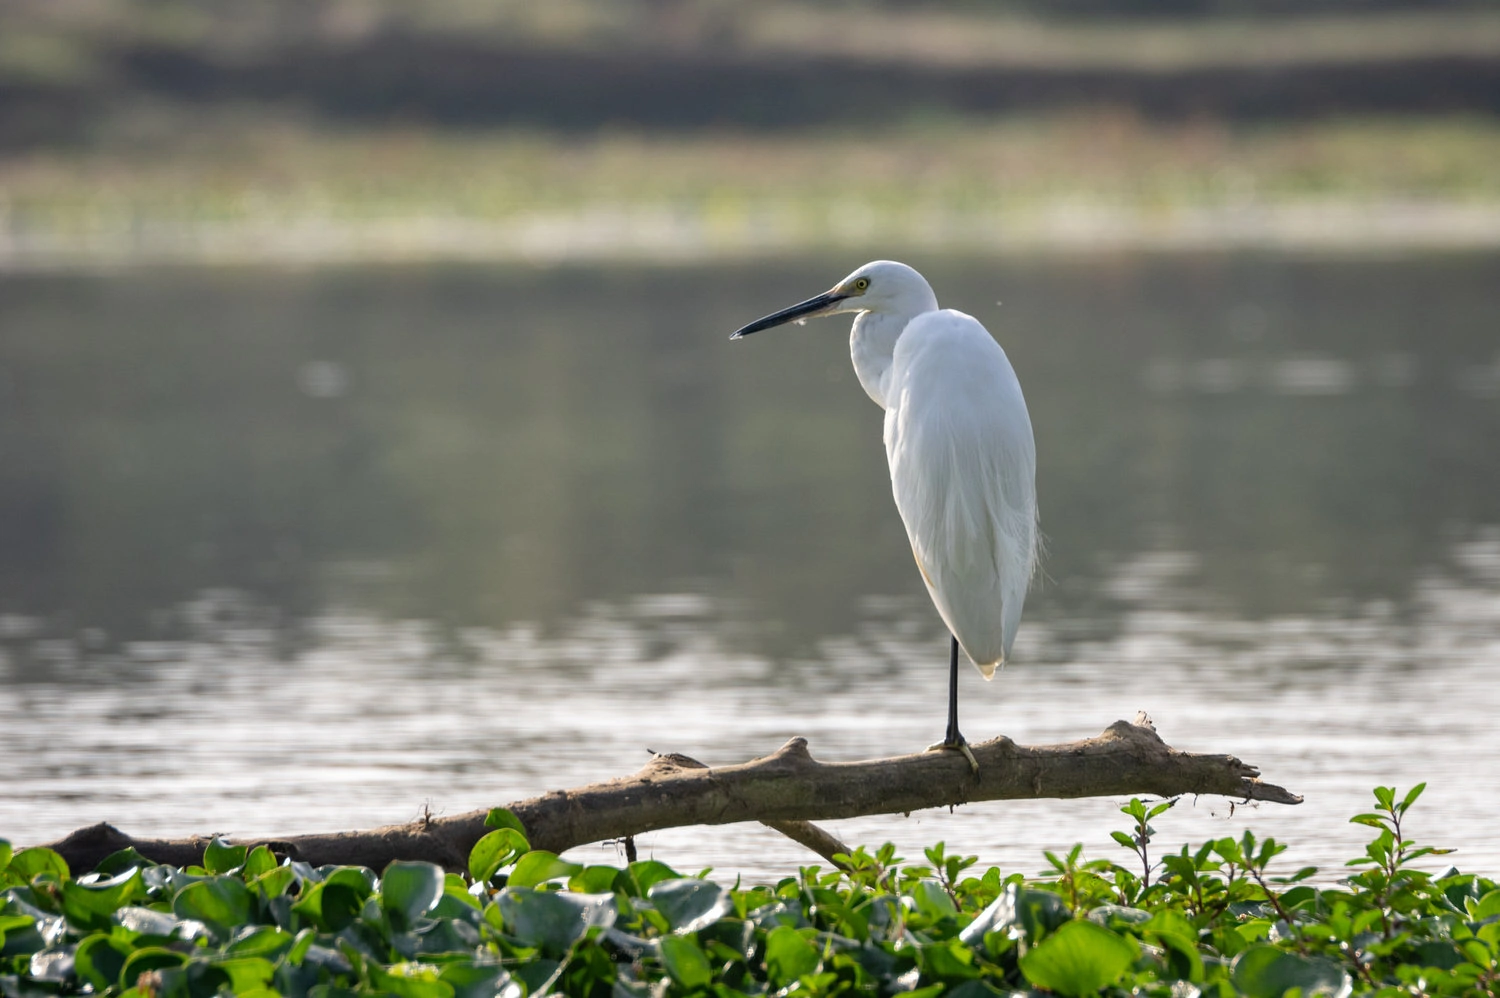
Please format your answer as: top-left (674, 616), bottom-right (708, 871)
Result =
top-left (4, 116), bottom-right (1500, 270)
top-left (8, 3), bottom-right (1500, 267)
top-left (5, 200), bottom-right (1500, 272)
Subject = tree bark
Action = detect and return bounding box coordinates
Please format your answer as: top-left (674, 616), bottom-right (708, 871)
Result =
top-left (40, 720), bottom-right (1300, 874)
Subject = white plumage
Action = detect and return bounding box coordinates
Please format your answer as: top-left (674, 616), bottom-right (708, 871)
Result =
top-left (731, 260), bottom-right (1038, 759)
top-left (884, 307), bottom-right (1037, 674)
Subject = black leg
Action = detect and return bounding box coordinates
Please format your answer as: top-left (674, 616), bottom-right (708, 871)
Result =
top-left (945, 634), bottom-right (962, 747)
top-left (929, 634), bottom-right (979, 773)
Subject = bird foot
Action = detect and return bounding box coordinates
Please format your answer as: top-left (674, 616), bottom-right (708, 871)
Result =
top-left (927, 738), bottom-right (980, 775)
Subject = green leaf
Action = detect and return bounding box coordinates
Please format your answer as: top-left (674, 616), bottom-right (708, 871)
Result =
top-left (1142, 908), bottom-right (1196, 945)
top-left (243, 845), bottom-right (278, 880)
top-left (7, 847), bottom-right (69, 884)
top-left (74, 934), bottom-right (133, 991)
top-left (1398, 783), bottom-right (1427, 814)
top-left (0, 914), bottom-right (46, 958)
top-left (1470, 888), bottom-right (1500, 920)
top-left (292, 878), bottom-right (365, 933)
top-left (507, 851), bottom-right (583, 889)
top-left (369, 963), bottom-right (457, 998)
top-left (0, 913), bottom-right (34, 933)
top-left (382, 861), bottom-right (446, 930)
top-left (918, 937), bottom-right (981, 981)
top-left (211, 956), bottom-right (277, 992)
top-left (910, 880), bottom-right (958, 920)
top-left (1089, 904), bottom-right (1151, 930)
top-left (484, 808), bottom-right (528, 835)
top-left (331, 865), bottom-right (379, 892)
top-left (413, 916), bottom-right (481, 955)
top-left (94, 847), bottom-right (154, 877)
top-left (434, 884), bottom-right (482, 919)
top-left (764, 925), bottom-right (819, 986)
top-left (648, 878), bottom-right (732, 933)
top-left (903, 987), bottom-right (947, 998)
top-left (63, 867), bottom-right (142, 929)
top-left (496, 888), bottom-right (616, 958)
top-left (468, 828), bottom-right (529, 884)
top-left (1461, 938), bottom-right (1493, 966)
top-left (164, 962), bottom-right (232, 997)
top-left (121, 947), bottom-right (189, 990)
top-left (287, 927), bottom-right (317, 965)
top-left (0, 840), bottom-right (11, 872)
top-left (1213, 837), bottom-right (1246, 865)
top-left (1144, 910), bottom-right (1204, 983)
top-left (306, 987), bottom-right (363, 998)
top-left (172, 875), bottom-right (253, 933)
top-left (510, 959), bottom-right (561, 997)
top-left (250, 864), bottom-right (297, 900)
top-left (1230, 944), bottom-right (1352, 998)
top-left (224, 925), bottom-right (296, 959)
top-left (616, 860), bottom-right (681, 896)
top-left (568, 866), bottom-right (621, 894)
top-left (438, 961), bottom-right (511, 998)
top-left (660, 935), bottom-right (714, 989)
top-left (1413, 941), bottom-right (1466, 971)
top-left (1281, 868), bottom-right (1319, 887)
top-left (204, 837), bottom-right (248, 874)
top-left (1019, 919), bottom-right (1140, 997)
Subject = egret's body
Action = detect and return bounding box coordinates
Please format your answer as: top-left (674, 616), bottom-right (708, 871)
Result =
top-left (731, 261), bottom-right (1038, 764)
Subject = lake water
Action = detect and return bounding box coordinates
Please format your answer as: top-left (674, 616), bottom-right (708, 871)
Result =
top-left (2, 252), bottom-right (1498, 884)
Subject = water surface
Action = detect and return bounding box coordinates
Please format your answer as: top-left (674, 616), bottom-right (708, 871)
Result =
top-left (2, 253), bottom-right (1498, 881)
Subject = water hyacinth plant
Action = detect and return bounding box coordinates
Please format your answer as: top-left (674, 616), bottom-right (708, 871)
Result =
top-left (1, 785), bottom-right (1496, 997)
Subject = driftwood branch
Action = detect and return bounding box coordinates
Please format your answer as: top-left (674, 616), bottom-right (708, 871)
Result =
top-left (647, 749), bottom-right (855, 868)
top-left (41, 720), bottom-right (1300, 874)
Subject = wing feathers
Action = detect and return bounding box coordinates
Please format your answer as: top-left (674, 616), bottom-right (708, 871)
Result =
top-left (883, 310), bottom-right (1038, 670)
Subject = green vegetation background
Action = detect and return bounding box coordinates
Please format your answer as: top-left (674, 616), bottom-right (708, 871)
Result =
top-left (4, 0), bottom-right (1500, 262)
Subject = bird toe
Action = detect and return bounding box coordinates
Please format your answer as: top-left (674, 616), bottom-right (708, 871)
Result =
top-left (926, 739), bottom-right (981, 775)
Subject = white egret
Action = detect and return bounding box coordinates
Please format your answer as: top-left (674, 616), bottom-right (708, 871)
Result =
top-left (731, 261), bottom-right (1038, 771)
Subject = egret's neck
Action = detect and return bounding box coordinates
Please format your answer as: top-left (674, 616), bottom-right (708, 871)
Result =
top-left (850, 302), bottom-right (936, 409)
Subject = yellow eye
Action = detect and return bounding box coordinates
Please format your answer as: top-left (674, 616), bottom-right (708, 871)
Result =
top-left (854, 278), bottom-right (870, 291)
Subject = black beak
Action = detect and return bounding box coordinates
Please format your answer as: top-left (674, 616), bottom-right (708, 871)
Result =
top-left (729, 291), bottom-right (847, 340)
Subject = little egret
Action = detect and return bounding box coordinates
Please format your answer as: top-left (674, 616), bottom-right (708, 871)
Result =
top-left (731, 261), bottom-right (1038, 771)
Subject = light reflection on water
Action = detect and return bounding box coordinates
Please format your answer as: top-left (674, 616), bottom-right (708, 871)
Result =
top-left (2, 565), bottom-right (1498, 883)
top-left (1, 253), bottom-right (1498, 882)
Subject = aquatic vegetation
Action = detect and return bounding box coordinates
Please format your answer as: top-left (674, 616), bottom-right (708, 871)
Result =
top-left (2, 785), bottom-right (1495, 996)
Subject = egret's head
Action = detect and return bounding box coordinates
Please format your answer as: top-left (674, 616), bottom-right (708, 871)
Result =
top-left (729, 260), bottom-right (937, 339)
